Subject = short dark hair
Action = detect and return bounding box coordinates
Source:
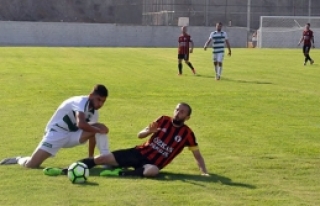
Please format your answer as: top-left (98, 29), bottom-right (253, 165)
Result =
top-left (92, 84), bottom-right (108, 97)
top-left (179, 102), bottom-right (192, 116)
top-left (307, 23), bottom-right (311, 27)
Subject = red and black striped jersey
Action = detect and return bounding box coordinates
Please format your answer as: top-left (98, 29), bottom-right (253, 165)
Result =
top-left (135, 116), bottom-right (198, 169)
top-left (303, 30), bottom-right (314, 45)
top-left (178, 34), bottom-right (192, 54)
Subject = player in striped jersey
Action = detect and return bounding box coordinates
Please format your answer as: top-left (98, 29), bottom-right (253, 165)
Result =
top-left (204, 22), bottom-right (231, 80)
top-left (0, 84), bottom-right (110, 168)
top-left (177, 26), bottom-right (196, 75)
top-left (298, 23), bottom-right (315, 66)
top-left (43, 103), bottom-right (209, 177)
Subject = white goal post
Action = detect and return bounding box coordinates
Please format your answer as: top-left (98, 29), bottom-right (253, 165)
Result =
top-left (257, 16), bottom-right (320, 48)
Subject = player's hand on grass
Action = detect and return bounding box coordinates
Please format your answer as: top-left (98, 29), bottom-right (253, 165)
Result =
top-left (147, 122), bottom-right (159, 133)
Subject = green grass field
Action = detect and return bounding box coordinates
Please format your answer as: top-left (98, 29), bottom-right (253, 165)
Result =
top-left (0, 47), bottom-right (319, 206)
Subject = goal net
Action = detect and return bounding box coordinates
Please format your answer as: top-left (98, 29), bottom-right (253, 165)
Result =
top-left (257, 16), bottom-right (320, 48)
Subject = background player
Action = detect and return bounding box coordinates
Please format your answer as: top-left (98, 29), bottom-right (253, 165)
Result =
top-left (178, 26), bottom-right (196, 75)
top-left (204, 22), bottom-right (231, 80)
top-left (0, 84), bottom-right (110, 168)
top-left (298, 23), bottom-right (315, 66)
top-left (44, 102), bottom-right (209, 177)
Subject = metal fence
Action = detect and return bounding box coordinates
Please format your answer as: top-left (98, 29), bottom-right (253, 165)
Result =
top-left (141, 0), bottom-right (318, 31)
top-left (1, 0), bottom-right (318, 38)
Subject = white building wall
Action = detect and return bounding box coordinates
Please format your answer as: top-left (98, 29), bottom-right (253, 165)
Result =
top-left (0, 21), bottom-right (247, 48)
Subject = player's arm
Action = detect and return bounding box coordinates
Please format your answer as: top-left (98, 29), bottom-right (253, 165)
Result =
top-left (76, 112), bottom-right (106, 133)
top-left (204, 38), bottom-right (212, 51)
top-left (189, 39), bottom-right (194, 53)
top-left (298, 35), bottom-right (304, 46)
top-left (225, 39), bottom-right (232, 56)
top-left (191, 148), bottom-right (209, 176)
top-left (138, 121), bottom-right (159, 139)
top-left (312, 35), bottom-right (315, 48)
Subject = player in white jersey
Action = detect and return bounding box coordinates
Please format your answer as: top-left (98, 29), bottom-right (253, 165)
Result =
top-left (204, 22), bottom-right (232, 80)
top-left (0, 84), bottom-right (110, 168)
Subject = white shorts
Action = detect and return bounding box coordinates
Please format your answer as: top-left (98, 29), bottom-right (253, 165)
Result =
top-left (213, 53), bottom-right (224, 63)
top-left (34, 128), bottom-right (83, 156)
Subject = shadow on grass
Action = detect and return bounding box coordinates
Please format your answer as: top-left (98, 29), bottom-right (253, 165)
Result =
top-left (195, 74), bottom-right (272, 85)
top-left (157, 171), bottom-right (256, 189)
top-left (75, 181), bottom-right (99, 186)
top-left (89, 168), bottom-right (255, 189)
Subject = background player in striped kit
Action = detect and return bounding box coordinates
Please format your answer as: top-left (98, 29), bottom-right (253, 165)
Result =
top-left (298, 23), bottom-right (315, 66)
top-left (43, 102), bottom-right (209, 177)
top-left (177, 26), bottom-right (196, 75)
top-left (204, 22), bottom-right (232, 80)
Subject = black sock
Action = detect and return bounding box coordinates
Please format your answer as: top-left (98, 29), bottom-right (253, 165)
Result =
top-left (306, 54), bottom-right (311, 61)
top-left (119, 167), bottom-right (144, 177)
top-left (178, 63), bottom-right (182, 74)
top-left (79, 158), bottom-right (96, 169)
top-left (305, 57), bottom-right (308, 63)
top-left (186, 62), bottom-right (194, 70)
top-left (61, 168), bottom-right (68, 175)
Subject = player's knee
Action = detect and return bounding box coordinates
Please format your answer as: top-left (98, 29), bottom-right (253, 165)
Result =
top-left (24, 159), bottom-right (40, 169)
top-left (95, 153), bottom-right (117, 166)
top-left (143, 164), bottom-right (159, 177)
top-left (91, 123), bottom-right (109, 134)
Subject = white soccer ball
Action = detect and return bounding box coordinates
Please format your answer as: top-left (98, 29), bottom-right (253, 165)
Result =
top-left (67, 162), bottom-right (89, 184)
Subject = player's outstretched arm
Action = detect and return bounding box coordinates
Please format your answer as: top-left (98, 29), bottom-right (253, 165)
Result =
top-left (312, 36), bottom-right (315, 48)
top-left (226, 40), bottom-right (232, 56)
top-left (298, 35), bottom-right (304, 46)
top-left (189, 40), bottom-right (194, 53)
top-left (192, 149), bottom-right (209, 176)
top-left (138, 122), bottom-right (159, 139)
top-left (203, 39), bottom-right (212, 50)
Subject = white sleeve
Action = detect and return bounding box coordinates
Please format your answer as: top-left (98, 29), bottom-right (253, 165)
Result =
top-left (224, 32), bottom-right (228, 40)
top-left (209, 32), bottom-right (213, 39)
top-left (72, 98), bottom-right (88, 113)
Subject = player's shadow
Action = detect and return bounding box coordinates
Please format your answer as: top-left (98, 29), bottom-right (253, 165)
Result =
top-left (90, 168), bottom-right (255, 189)
top-left (223, 77), bottom-right (273, 84)
top-left (156, 171), bottom-right (256, 189)
top-left (195, 74), bottom-right (272, 85)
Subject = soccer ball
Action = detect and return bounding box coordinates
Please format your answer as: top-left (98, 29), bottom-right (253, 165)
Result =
top-left (67, 162), bottom-right (89, 184)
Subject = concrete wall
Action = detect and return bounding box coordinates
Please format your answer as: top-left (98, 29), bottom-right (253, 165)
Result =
top-left (0, 21), bottom-right (247, 47)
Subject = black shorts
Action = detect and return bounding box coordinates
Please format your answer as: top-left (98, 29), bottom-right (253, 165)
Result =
top-left (178, 54), bottom-right (189, 60)
top-left (303, 45), bottom-right (311, 54)
top-left (112, 147), bottom-right (152, 169)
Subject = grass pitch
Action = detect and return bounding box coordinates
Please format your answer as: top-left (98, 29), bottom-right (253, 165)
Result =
top-left (0, 47), bottom-right (319, 206)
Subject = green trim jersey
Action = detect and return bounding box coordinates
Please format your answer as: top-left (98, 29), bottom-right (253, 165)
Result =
top-left (45, 96), bottom-right (98, 132)
top-left (209, 31), bottom-right (228, 54)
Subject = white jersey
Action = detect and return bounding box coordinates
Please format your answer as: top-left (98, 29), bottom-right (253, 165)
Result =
top-left (45, 96), bottom-right (99, 132)
top-left (209, 31), bottom-right (228, 54)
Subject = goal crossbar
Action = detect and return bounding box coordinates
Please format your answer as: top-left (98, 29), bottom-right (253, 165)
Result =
top-left (258, 16), bottom-right (320, 48)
